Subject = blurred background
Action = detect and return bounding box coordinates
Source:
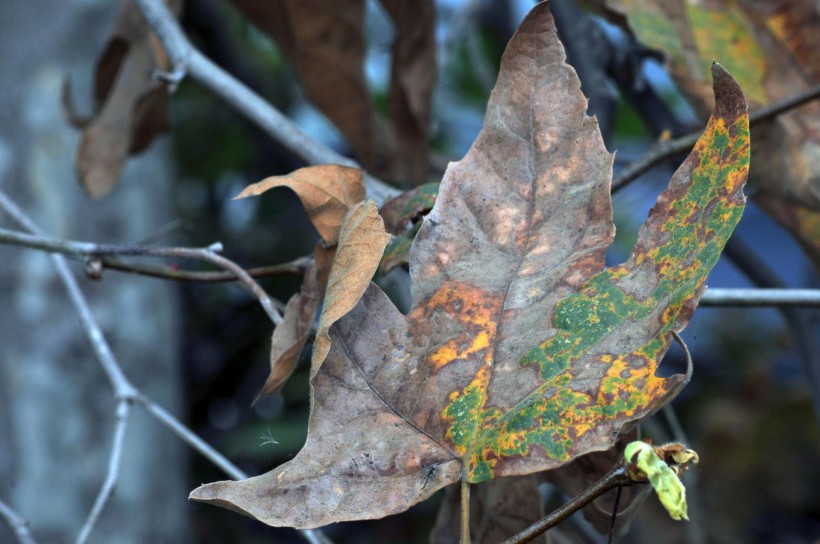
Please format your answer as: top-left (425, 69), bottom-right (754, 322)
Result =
top-left (0, 0), bottom-right (818, 543)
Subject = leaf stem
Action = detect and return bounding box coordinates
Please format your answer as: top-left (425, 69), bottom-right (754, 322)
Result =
top-left (461, 478), bottom-right (471, 544)
top-left (500, 465), bottom-right (633, 544)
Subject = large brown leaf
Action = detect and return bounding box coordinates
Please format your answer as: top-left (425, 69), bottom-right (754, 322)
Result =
top-left (68, 0), bottom-right (182, 197)
top-left (589, 0), bottom-right (820, 267)
top-left (190, 3), bottom-right (749, 529)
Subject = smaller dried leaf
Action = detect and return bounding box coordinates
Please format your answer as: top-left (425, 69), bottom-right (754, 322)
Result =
top-left (74, 0), bottom-right (181, 197)
top-left (253, 265), bottom-right (320, 404)
top-left (379, 182), bottom-right (439, 233)
top-left (379, 235), bottom-right (413, 275)
top-left (230, 0), bottom-right (399, 180)
top-left (380, 0), bottom-right (436, 186)
top-left (311, 200), bottom-right (391, 373)
top-left (234, 165), bottom-right (365, 245)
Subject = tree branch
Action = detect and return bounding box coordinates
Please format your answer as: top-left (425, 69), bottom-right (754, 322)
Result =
top-left (612, 82), bottom-right (820, 191)
top-left (132, 0), bottom-right (399, 205)
top-left (100, 255), bottom-right (310, 281)
top-left (76, 400), bottom-right (132, 544)
top-left (0, 499), bottom-right (37, 544)
top-left (700, 288), bottom-right (820, 307)
top-left (0, 226), bottom-right (283, 325)
top-left (500, 465), bottom-right (633, 544)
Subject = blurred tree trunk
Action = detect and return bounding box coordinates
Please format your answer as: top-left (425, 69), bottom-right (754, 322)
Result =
top-left (0, 0), bottom-right (187, 542)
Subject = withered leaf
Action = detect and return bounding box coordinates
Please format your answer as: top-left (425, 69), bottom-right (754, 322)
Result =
top-left (229, 0), bottom-right (398, 180)
top-left (379, 182), bottom-right (439, 234)
top-left (252, 265), bottom-right (320, 404)
top-left (71, 0), bottom-right (181, 198)
top-left (379, 183), bottom-right (439, 274)
top-left (191, 3), bottom-right (749, 529)
top-left (234, 165), bottom-right (365, 245)
top-left (229, 0), bottom-right (434, 187)
top-left (311, 200), bottom-right (391, 373)
top-left (379, 0), bottom-right (436, 186)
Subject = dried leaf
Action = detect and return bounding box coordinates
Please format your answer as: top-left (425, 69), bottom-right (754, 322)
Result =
top-left (72, 0), bottom-right (181, 197)
top-left (234, 165), bottom-right (365, 245)
top-left (229, 0), bottom-right (398, 179)
top-left (311, 200), bottom-right (391, 372)
top-left (191, 4), bottom-right (749, 529)
top-left (592, 0), bottom-right (820, 266)
top-left (379, 0), bottom-right (436, 186)
top-left (379, 182), bottom-right (439, 234)
top-left (380, 235), bottom-right (413, 275)
top-left (252, 265), bottom-right (320, 404)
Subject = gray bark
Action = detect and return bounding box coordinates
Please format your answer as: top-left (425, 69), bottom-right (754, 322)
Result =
top-left (0, 0), bottom-right (187, 542)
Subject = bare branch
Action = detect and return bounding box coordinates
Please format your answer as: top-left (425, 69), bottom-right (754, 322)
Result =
top-left (701, 288), bottom-right (820, 307)
top-left (0, 226), bottom-right (283, 325)
top-left (132, 0), bottom-right (399, 205)
top-left (101, 256), bottom-right (310, 281)
top-left (76, 400), bottom-right (132, 544)
top-left (149, 246), bottom-right (283, 325)
top-left (500, 465), bottom-right (633, 544)
top-left (612, 82), bottom-right (820, 192)
top-left (0, 499), bottom-right (37, 544)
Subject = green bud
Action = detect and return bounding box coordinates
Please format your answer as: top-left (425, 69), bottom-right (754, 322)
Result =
top-left (624, 441), bottom-right (690, 521)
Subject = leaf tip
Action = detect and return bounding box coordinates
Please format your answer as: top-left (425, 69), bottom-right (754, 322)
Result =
top-left (710, 61), bottom-right (747, 120)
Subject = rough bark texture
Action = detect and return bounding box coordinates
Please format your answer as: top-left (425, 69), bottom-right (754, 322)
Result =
top-left (0, 1), bottom-right (186, 541)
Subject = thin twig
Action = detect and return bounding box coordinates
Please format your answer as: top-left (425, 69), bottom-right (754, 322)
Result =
top-left (0, 499), bottom-right (38, 544)
top-left (101, 256), bottom-right (310, 281)
top-left (700, 288), bottom-right (820, 307)
top-left (0, 226), bottom-right (283, 325)
top-left (131, 0), bottom-right (399, 205)
top-left (76, 400), bottom-right (132, 544)
top-left (149, 246), bottom-right (283, 325)
top-left (612, 82), bottom-right (820, 191)
top-left (500, 465), bottom-right (633, 544)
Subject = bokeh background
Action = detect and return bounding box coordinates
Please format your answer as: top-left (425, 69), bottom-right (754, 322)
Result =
top-left (0, 0), bottom-right (818, 543)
